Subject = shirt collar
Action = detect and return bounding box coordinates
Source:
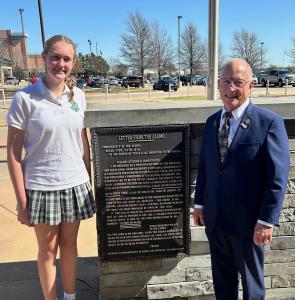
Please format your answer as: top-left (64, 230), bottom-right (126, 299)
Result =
top-left (221, 99), bottom-right (250, 121)
top-left (37, 77), bottom-right (69, 97)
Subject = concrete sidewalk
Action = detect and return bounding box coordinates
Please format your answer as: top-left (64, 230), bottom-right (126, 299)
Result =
top-left (0, 107), bottom-right (100, 299)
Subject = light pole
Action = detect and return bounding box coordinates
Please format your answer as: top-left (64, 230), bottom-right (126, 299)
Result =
top-left (207, 0), bottom-right (219, 101)
top-left (260, 42), bottom-right (264, 70)
top-left (19, 9), bottom-right (25, 37)
top-left (177, 16), bottom-right (182, 88)
top-left (37, 0), bottom-right (46, 49)
top-left (88, 39), bottom-right (92, 54)
top-left (18, 8), bottom-right (28, 73)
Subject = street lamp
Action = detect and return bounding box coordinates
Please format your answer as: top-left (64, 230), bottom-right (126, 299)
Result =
top-left (19, 9), bottom-right (25, 37)
top-left (37, 0), bottom-right (46, 49)
top-left (260, 42), bottom-right (264, 70)
top-left (18, 8), bottom-right (28, 72)
top-left (88, 39), bottom-right (92, 54)
top-left (177, 16), bottom-right (182, 87)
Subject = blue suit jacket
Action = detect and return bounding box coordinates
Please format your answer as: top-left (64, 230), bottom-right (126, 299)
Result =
top-left (194, 102), bottom-right (290, 236)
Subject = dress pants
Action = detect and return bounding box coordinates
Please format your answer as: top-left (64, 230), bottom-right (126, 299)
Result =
top-left (205, 227), bottom-right (265, 300)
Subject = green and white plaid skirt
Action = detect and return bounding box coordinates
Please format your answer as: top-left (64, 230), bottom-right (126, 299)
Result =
top-left (27, 181), bottom-right (96, 225)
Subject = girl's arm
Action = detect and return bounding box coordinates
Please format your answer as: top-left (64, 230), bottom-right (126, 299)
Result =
top-left (7, 125), bottom-right (31, 226)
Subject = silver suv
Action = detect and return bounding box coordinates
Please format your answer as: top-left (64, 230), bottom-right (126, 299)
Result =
top-left (261, 70), bottom-right (295, 87)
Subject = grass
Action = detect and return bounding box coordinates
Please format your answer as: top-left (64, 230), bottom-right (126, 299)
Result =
top-left (140, 95), bottom-right (207, 102)
top-left (85, 87), bottom-right (150, 94)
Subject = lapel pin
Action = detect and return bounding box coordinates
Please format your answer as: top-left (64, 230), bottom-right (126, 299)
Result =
top-left (240, 118), bottom-right (252, 129)
top-left (245, 118), bottom-right (251, 125)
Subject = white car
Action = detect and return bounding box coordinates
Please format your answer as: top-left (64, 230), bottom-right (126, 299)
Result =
top-left (252, 74), bottom-right (258, 85)
top-left (6, 76), bottom-right (19, 85)
top-left (108, 76), bottom-right (119, 86)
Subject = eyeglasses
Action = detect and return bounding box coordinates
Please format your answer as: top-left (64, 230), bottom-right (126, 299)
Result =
top-left (219, 78), bottom-right (250, 88)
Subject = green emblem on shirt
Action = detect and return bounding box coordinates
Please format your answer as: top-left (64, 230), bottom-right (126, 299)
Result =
top-left (70, 101), bottom-right (80, 112)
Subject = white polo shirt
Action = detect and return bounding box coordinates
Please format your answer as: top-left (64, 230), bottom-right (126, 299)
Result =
top-left (7, 79), bottom-right (89, 191)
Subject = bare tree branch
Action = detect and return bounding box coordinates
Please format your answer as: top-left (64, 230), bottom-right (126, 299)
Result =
top-left (181, 23), bottom-right (206, 82)
top-left (120, 11), bottom-right (151, 83)
top-left (231, 28), bottom-right (265, 71)
top-left (149, 21), bottom-right (174, 79)
top-left (289, 37), bottom-right (295, 65)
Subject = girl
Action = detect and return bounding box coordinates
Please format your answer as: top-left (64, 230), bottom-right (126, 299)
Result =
top-left (6, 35), bottom-right (96, 300)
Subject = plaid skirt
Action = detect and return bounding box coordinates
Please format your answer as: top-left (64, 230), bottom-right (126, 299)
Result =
top-left (27, 181), bottom-right (96, 225)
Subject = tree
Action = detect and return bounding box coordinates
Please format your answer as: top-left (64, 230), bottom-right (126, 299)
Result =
top-left (72, 53), bottom-right (84, 75)
top-left (202, 40), bottom-right (226, 74)
top-left (149, 21), bottom-right (174, 79)
top-left (289, 37), bottom-right (295, 65)
top-left (231, 28), bottom-right (265, 71)
top-left (108, 58), bottom-right (128, 77)
top-left (13, 64), bottom-right (26, 80)
top-left (181, 23), bottom-right (206, 83)
top-left (84, 53), bottom-right (109, 76)
top-left (121, 11), bottom-right (151, 85)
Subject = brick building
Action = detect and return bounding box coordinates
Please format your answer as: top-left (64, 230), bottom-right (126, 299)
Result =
top-left (0, 29), bottom-right (45, 76)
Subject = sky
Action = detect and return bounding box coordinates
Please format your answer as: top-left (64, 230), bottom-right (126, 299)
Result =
top-left (1, 0), bottom-right (295, 68)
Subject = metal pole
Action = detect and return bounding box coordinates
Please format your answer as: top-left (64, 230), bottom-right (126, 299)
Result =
top-left (19, 8), bottom-right (28, 75)
top-left (88, 40), bottom-right (92, 54)
top-left (177, 16), bottom-right (182, 88)
top-left (260, 42), bottom-right (264, 70)
top-left (19, 9), bottom-right (25, 36)
top-left (0, 88), bottom-right (6, 107)
top-left (207, 0), bottom-right (219, 101)
top-left (285, 78), bottom-right (288, 95)
top-left (38, 0), bottom-right (46, 49)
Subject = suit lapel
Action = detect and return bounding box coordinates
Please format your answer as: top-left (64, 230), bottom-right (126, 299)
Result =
top-left (209, 110), bottom-right (222, 165)
top-left (221, 102), bottom-right (255, 166)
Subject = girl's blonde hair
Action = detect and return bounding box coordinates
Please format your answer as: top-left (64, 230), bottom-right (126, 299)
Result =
top-left (42, 34), bottom-right (77, 60)
top-left (43, 35), bottom-right (76, 101)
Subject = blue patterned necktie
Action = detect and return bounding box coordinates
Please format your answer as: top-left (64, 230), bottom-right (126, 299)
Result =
top-left (218, 111), bottom-right (232, 162)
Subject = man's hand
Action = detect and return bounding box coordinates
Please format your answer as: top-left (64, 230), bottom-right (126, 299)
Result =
top-left (253, 223), bottom-right (273, 245)
top-left (193, 208), bottom-right (204, 226)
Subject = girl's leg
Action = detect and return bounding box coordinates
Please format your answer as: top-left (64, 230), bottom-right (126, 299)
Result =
top-left (34, 224), bottom-right (59, 300)
top-left (59, 221), bottom-right (80, 294)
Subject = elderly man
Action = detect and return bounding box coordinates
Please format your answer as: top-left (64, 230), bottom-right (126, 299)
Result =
top-left (193, 58), bottom-right (290, 300)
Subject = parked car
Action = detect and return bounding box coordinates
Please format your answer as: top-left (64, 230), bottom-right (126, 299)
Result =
top-left (76, 79), bottom-right (87, 89)
top-left (192, 76), bottom-right (202, 85)
top-left (90, 77), bottom-right (107, 88)
top-left (108, 76), bottom-right (119, 86)
top-left (180, 76), bottom-right (190, 86)
top-left (257, 72), bottom-right (268, 85)
top-left (199, 75), bottom-right (208, 86)
top-left (260, 70), bottom-right (295, 87)
top-left (123, 76), bottom-right (144, 88)
top-left (6, 76), bottom-right (19, 85)
top-left (148, 76), bottom-right (159, 85)
top-left (153, 78), bottom-right (178, 92)
top-left (252, 74), bottom-right (258, 85)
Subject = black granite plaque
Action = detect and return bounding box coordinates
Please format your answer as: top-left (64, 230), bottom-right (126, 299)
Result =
top-left (91, 125), bottom-right (190, 261)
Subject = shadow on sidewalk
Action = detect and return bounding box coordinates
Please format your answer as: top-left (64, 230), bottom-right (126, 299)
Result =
top-left (0, 257), bottom-right (99, 300)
